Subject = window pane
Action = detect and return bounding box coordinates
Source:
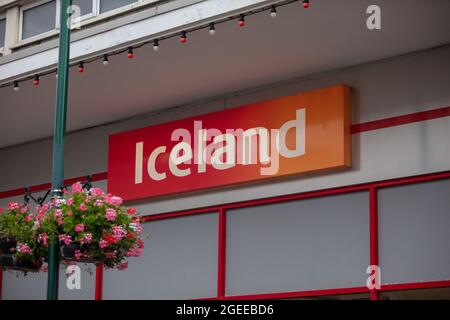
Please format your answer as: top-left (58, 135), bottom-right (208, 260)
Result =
top-left (73, 0), bottom-right (94, 16)
top-left (103, 213), bottom-right (219, 299)
top-left (22, 1), bottom-right (56, 40)
top-left (2, 271), bottom-right (47, 300)
top-left (100, 0), bottom-right (136, 13)
top-left (379, 179), bottom-right (450, 285)
top-left (0, 18), bottom-right (5, 47)
top-left (226, 192), bottom-right (370, 296)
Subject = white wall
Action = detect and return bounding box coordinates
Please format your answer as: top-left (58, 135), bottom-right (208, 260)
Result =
top-left (0, 45), bottom-right (449, 215)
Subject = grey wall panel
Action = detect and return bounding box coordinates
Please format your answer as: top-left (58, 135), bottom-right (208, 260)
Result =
top-left (2, 271), bottom-right (47, 300)
top-left (379, 179), bottom-right (450, 284)
top-left (226, 192), bottom-right (370, 296)
top-left (103, 213), bottom-right (218, 299)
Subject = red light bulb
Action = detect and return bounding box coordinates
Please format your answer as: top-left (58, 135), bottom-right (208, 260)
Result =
top-left (78, 62), bottom-right (84, 73)
top-left (127, 47), bottom-right (134, 59)
top-left (180, 31), bottom-right (187, 43)
top-left (303, 0), bottom-right (310, 9)
top-left (238, 15), bottom-right (245, 27)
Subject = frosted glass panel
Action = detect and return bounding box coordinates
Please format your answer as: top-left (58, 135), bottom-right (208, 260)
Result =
top-left (100, 0), bottom-right (136, 13)
top-left (379, 179), bottom-right (450, 284)
top-left (73, 0), bottom-right (94, 16)
top-left (103, 213), bottom-right (218, 299)
top-left (226, 192), bottom-right (370, 296)
top-left (22, 1), bottom-right (56, 39)
top-left (2, 271), bottom-right (47, 300)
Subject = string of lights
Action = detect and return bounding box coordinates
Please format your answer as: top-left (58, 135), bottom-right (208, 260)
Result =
top-left (1, 0), bottom-right (311, 92)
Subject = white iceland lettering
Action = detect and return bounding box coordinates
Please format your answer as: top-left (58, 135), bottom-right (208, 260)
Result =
top-left (134, 108), bottom-right (306, 182)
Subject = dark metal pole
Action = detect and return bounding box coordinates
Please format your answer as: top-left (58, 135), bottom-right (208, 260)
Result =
top-left (47, 0), bottom-right (72, 300)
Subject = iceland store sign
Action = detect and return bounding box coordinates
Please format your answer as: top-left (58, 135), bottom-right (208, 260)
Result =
top-left (108, 85), bottom-right (351, 200)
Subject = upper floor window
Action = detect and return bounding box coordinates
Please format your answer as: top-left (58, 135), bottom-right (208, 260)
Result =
top-left (19, 0), bottom-right (141, 41)
top-left (0, 15), bottom-right (5, 48)
top-left (21, 0), bottom-right (57, 40)
top-left (73, 0), bottom-right (96, 17)
top-left (99, 0), bottom-right (137, 14)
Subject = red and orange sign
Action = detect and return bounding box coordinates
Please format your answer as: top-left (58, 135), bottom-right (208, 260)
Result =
top-left (108, 84), bottom-right (351, 201)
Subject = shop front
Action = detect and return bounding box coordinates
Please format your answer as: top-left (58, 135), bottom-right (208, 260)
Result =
top-left (0, 0), bottom-right (449, 301)
top-left (1, 44), bottom-right (450, 299)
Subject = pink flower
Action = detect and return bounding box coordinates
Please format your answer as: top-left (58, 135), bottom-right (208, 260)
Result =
top-left (117, 261), bottom-right (128, 271)
top-left (41, 264), bottom-right (48, 272)
top-left (95, 199), bottom-right (104, 207)
top-left (36, 204), bottom-right (49, 221)
top-left (16, 243), bottom-right (32, 255)
top-left (74, 250), bottom-right (82, 260)
top-left (59, 234), bottom-right (72, 246)
top-left (82, 233), bottom-right (93, 244)
top-left (54, 209), bottom-right (63, 218)
top-left (127, 247), bottom-right (142, 257)
top-left (53, 198), bottom-right (65, 207)
top-left (67, 210), bottom-right (73, 216)
top-left (105, 194), bottom-right (123, 206)
top-left (74, 224), bottom-right (85, 233)
top-left (57, 217), bottom-right (64, 225)
top-left (105, 208), bottom-right (116, 221)
top-left (38, 233), bottom-right (49, 246)
top-left (130, 222), bottom-right (142, 234)
top-left (79, 203), bottom-right (88, 211)
top-left (99, 239), bottom-right (108, 249)
top-left (8, 202), bottom-right (20, 210)
top-left (104, 250), bottom-right (117, 259)
top-left (72, 182), bottom-right (83, 193)
top-left (112, 225), bottom-right (126, 241)
top-left (66, 198), bottom-right (74, 206)
top-left (127, 207), bottom-right (136, 215)
top-left (21, 206), bottom-right (29, 214)
top-left (25, 214), bottom-right (34, 222)
top-left (90, 188), bottom-right (104, 197)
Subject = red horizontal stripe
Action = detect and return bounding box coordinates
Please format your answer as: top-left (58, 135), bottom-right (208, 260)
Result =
top-left (380, 280), bottom-right (450, 292)
top-left (0, 172), bottom-right (107, 199)
top-left (219, 286), bottom-right (370, 300)
top-left (198, 280), bottom-right (450, 300)
top-left (351, 106), bottom-right (450, 134)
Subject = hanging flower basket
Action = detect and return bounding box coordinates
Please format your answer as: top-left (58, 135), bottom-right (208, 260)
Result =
top-left (0, 254), bottom-right (43, 272)
top-left (0, 203), bottom-right (47, 273)
top-left (39, 182), bottom-right (144, 270)
top-left (60, 242), bottom-right (82, 259)
top-left (60, 241), bottom-right (98, 264)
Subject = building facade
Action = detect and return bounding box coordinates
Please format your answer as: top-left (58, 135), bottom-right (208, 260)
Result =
top-left (0, 0), bottom-right (450, 300)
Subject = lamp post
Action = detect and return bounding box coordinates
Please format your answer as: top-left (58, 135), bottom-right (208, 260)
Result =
top-left (47, 0), bottom-right (72, 300)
